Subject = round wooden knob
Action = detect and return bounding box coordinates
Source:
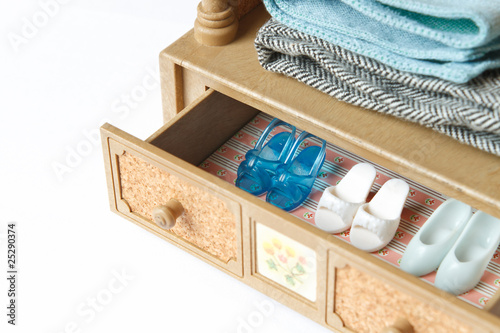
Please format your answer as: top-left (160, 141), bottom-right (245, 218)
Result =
top-left (381, 318), bottom-right (414, 333)
top-left (152, 199), bottom-right (184, 230)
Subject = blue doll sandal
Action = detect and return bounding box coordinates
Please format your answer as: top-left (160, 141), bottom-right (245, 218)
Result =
top-left (266, 131), bottom-right (326, 211)
top-left (235, 118), bottom-right (296, 196)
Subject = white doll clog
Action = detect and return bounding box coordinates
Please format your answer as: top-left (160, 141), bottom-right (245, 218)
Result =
top-left (315, 163), bottom-right (376, 233)
top-left (350, 179), bottom-right (409, 252)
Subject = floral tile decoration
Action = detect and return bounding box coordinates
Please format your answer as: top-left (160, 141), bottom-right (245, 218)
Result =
top-left (256, 223), bottom-right (317, 302)
top-left (198, 112), bottom-right (500, 309)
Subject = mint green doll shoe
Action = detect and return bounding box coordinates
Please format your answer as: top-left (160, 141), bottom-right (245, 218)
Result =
top-left (400, 199), bottom-right (472, 277)
top-left (434, 211), bottom-right (500, 295)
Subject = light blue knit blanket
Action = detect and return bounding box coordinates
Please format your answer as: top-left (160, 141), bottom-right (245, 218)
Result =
top-left (263, 0), bottom-right (500, 83)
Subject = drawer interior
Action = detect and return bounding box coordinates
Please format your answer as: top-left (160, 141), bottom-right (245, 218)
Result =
top-left (144, 90), bottom-right (500, 310)
top-left (148, 90), bottom-right (260, 166)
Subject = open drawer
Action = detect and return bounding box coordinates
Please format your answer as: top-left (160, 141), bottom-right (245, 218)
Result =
top-left (101, 88), bottom-right (500, 332)
top-left (100, 89), bottom-right (254, 277)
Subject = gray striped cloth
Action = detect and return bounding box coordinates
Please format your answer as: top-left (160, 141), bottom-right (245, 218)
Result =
top-left (255, 19), bottom-right (500, 156)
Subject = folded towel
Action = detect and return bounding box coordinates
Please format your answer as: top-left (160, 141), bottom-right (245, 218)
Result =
top-left (255, 19), bottom-right (500, 156)
top-left (372, 0), bottom-right (500, 49)
top-left (263, 0), bottom-right (500, 82)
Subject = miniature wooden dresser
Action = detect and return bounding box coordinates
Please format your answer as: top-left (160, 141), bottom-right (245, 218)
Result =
top-left (101, 1), bottom-right (500, 332)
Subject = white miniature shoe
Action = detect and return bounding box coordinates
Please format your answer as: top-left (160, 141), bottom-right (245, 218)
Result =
top-left (400, 199), bottom-right (472, 276)
top-left (350, 179), bottom-right (409, 252)
top-left (315, 163), bottom-right (376, 233)
top-left (434, 211), bottom-right (500, 295)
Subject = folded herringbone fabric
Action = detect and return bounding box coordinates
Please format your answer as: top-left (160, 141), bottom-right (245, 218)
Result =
top-left (255, 19), bottom-right (500, 156)
top-left (263, 0), bottom-right (500, 83)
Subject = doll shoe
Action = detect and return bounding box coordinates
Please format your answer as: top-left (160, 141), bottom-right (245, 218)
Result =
top-left (236, 119), bottom-right (296, 196)
top-left (350, 179), bottom-right (409, 252)
top-left (315, 163), bottom-right (376, 233)
top-left (266, 131), bottom-right (326, 211)
top-left (400, 199), bottom-right (472, 276)
top-left (434, 211), bottom-right (500, 295)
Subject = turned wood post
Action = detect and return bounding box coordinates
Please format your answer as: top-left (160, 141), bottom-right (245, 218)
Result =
top-left (201, 0), bottom-right (228, 12)
top-left (194, 0), bottom-right (238, 46)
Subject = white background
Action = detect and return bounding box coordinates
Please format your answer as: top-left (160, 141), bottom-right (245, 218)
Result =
top-left (0, 1), bottom-right (332, 332)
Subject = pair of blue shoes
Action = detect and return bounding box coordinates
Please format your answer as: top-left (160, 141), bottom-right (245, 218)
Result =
top-left (235, 118), bottom-right (326, 211)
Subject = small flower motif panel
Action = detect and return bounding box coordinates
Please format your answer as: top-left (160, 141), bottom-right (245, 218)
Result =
top-left (256, 223), bottom-right (317, 302)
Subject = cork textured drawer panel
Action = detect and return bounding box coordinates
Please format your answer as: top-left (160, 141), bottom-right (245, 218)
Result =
top-left (326, 251), bottom-right (478, 333)
top-left (101, 88), bottom-right (500, 332)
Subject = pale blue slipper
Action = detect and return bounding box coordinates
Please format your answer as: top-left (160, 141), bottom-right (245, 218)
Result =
top-left (400, 199), bottom-right (472, 277)
top-left (434, 211), bottom-right (500, 296)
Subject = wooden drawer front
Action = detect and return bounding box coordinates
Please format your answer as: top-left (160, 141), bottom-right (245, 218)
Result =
top-left (104, 137), bottom-right (243, 276)
top-left (117, 150), bottom-right (238, 264)
top-left (323, 249), bottom-right (476, 333)
top-left (101, 89), bottom-right (261, 277)
top-left (329, 259), bottom-right (472, 333)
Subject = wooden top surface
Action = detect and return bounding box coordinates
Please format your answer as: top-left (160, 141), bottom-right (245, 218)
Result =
top-left (161, 5), bottom-right (500, 218)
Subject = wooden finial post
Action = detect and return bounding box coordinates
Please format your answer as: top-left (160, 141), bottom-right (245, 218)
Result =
top-left (201, 0), bottom-right (228, 13)
top-left (194, 0), bottom-right (238, 46)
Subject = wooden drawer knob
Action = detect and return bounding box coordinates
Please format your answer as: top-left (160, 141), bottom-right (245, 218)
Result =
top-left (152, 199), bottom-right (184, 230)
top-left (381, 318), bottom-right (414, 333)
